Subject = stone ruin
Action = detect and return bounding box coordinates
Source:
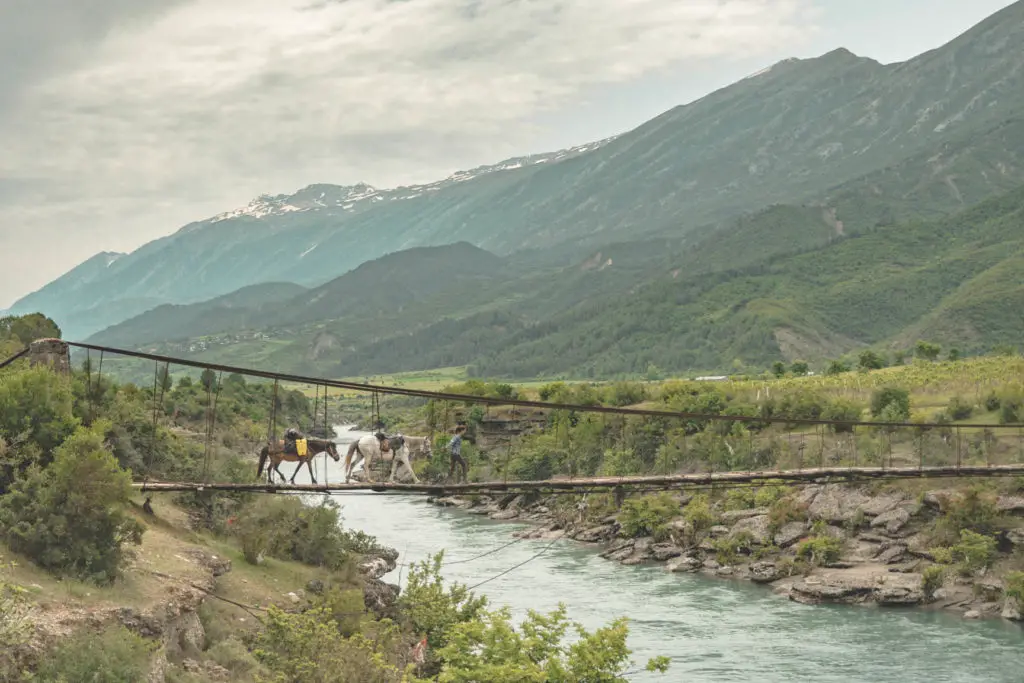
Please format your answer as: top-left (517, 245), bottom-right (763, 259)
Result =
top-left (28, 338), bottom-right (71, 374)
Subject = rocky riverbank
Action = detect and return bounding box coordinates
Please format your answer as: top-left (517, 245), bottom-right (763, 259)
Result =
top-left (428, 484), bottom-right (1024, 623)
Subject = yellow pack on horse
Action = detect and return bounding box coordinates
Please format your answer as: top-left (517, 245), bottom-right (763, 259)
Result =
top-left (295, 438), bottom-right (308, 457)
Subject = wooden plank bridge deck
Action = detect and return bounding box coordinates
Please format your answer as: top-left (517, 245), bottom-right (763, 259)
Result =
top-left (134, 463), bottom-right (1024, 495)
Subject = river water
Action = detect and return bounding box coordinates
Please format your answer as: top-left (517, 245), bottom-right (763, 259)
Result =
top-left (297, 428), bottom-right (1024, 682)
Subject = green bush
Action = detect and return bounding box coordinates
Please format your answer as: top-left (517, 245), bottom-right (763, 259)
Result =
top-left (1005, 571), bottom-right (1024, 602)
top-left (604, 382), bottom-right (648, 407)
top-left (870, 387), bottom-right (911, 421)
top-left (34, 625), bottom-right (156, 683)
top-left (399, 552), bottom-right (488, 651)
top-left (929, 546), bottom-right (954, 564)
top-left (436, 603), bottom-right (669, 682)
top-left (767, 496), bottom-right (807, 533)
top-left (753, 483), bottom-right (792, 508)
top-left (946, 396), bottom-right (974, 421)
top-left (232, 497), bottom-right (359, 570)
top-left (795, 536), bottom-right (843, 566)
top-left (933, 486), bottom-right (1003, 544)
top-left (723, 488), bottom-right (757, 511)
top-left (921, 565), bottom-right (945, 599)
top-left (999, 391), bottom-right (1023, 424)
top-left (681, 493), bottom-right (715, 541)
top-left (618, 493), bottom-right (680, 541)
top-left (822, 398), bottom-right (863, 432)
top-left (0, 423), bottom-right (144, 584)
top-left (951, 530), bottom-right (997, 574)
top-left (711, 532), bottom-right (754, 565)
top-left (253, 606), bottom-right (413, 682)
top-left (0, 368), bottom-right (78, 488)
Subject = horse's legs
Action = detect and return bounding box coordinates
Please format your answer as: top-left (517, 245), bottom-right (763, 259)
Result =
top-left (290, 461), bottom-right (303, 484)
top-left (364, 452), bottom-right (376, 482)
top-left (307, 459), bottom-right (317, 485)
top-left (388, 453), bottom-right (399, 482)
top-left (274, 463), bottom-right (287, 483)
top-left (402, 452), bottom-right (420, 483)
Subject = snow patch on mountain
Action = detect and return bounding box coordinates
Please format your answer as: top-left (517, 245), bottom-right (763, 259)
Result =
top-left (207, 136), bottom-right (619, 225)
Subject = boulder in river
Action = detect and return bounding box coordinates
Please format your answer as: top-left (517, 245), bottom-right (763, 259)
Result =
top-left (789, 569), bottom-right (923, 606)
top-left (651, 543), bottom-right (683, 562)
top-left (750, 561), bottom-right (779, 583)
top-left (666, 555), bottom-right (702, 573)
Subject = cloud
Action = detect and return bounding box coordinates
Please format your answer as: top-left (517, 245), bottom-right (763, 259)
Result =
top-left (0, 0), bottom-right (817, 307)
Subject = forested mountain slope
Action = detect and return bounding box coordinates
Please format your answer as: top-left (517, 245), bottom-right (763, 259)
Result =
top-left (13, 0), bottom-right (1024, 340)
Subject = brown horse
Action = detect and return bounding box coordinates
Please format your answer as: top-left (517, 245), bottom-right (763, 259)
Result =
top-left (256, 437), bottom-right (340, 485)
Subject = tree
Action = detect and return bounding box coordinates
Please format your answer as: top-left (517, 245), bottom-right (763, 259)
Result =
top-left (645, 364), bottom-right (663, 381)
top-left (399, 553), bottom-right (488, 652)
top-left (253, 607), bottom-right (420, 682)
top-left (0, 422), bottom-right (144, 583)
top-left (771, 361), bottom-right (786, 378)
top-left (0, 367), bottom-right (78, 479)
top-left (947, 348), bottom-right (961, 362)
top-left (825, 359), bottom-right (850, 376)
top-left (437, 604), bottom-right (669, 682)
top-left (790, 361), bottom-right (809, 376)
top-left (915, 340), bottom-right (941, 361)
top-left (870, 387), bottom-right (911, 421)
top-left (857, 350), bottom-right (885, 371)
top-left (0, 313), bottom-right (61, 346)
top-left (200, 368), bottom-right (218, 391)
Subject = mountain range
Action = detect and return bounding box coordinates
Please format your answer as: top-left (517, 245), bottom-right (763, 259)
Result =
top-left (11, 0), bottom-right (1024, 378)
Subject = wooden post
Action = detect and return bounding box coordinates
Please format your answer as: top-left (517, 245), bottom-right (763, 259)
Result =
top-left (28, 338), bottom-right (70, 374)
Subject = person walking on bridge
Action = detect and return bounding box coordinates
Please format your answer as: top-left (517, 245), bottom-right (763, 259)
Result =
top-left (447, 424), bottom-right (468, 483)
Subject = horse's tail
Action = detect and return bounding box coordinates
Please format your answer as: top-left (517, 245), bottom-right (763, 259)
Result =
top-left (256, 445), bottom-right (269, 478)
top-left (345, 441), bottom-right (360, 470)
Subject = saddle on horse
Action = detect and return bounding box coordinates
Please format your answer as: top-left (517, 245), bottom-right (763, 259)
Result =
top-left (373, 421), bottom-right (391, 453)
top-left (284, 427), bottom-right (307, 456)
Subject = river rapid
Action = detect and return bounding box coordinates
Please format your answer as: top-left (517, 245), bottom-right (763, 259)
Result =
top-left (296, 428), bottom-right (1023, 682)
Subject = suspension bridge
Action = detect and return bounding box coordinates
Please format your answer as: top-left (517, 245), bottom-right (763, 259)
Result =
top-left (8, 339), bottom-right (1024, 497)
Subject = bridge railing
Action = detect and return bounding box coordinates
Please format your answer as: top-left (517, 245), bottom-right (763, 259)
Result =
top-left (54, 341), bottom-right (1024, 491)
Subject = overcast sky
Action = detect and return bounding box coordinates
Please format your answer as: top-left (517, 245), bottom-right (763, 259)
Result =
top-left (0, 0), bottom-right (1017, 309)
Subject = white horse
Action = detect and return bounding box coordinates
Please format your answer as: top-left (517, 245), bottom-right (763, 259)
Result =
top-left (343, 434), bottom-right (432, 483)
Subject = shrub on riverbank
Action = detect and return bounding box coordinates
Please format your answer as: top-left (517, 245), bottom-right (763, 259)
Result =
top-left (619, 493), bottom-right (680, 541)
top-left (795, 536), bottom-right (843, 567)
top-left (232, 496), bottom-right (374, 570)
